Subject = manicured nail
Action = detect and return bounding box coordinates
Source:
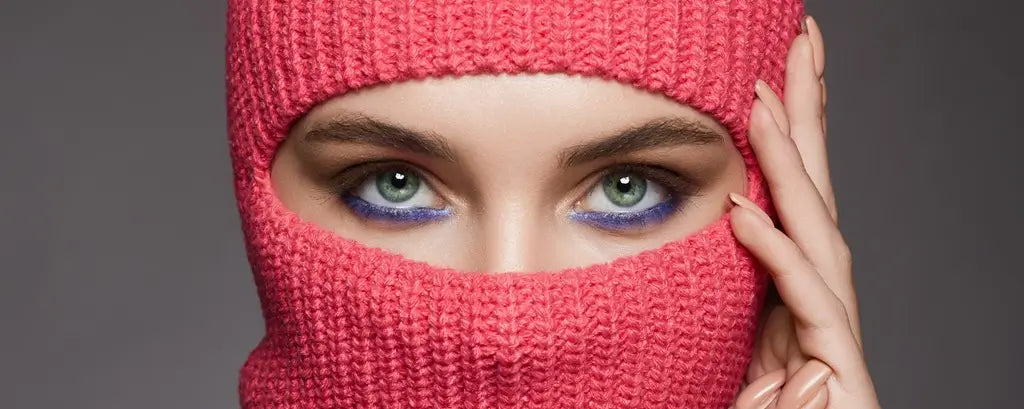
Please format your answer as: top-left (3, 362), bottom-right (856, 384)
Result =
top-left (806, 16), bottom-right (825, 77)
top-left (754, 79), bottom-right (770, 99)
top-left (729, 193), bottom-right (773, 226)
top-left (734, 369), bottom-right (786, 409)
top-left (759, 390), bottom-right (781, 409)
top-left (777, 360), bottom-right (833, 409)
top-left (749, 79), bottom-right (770, 108)
top-left (799, 386), bottom-right (829, 409)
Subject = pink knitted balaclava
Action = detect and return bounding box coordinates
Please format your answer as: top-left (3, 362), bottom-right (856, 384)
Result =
top-left (226, 1), bottom-right (804, 408)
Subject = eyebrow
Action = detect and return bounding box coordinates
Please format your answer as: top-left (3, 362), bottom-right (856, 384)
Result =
top-left (303, 114), bottom-right (457, 162)
top-left (557, 117), bottom-right (723, 167)
top-left (303, 114), bottom-right (722, 166)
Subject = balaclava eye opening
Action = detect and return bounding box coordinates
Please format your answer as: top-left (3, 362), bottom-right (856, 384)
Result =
top-left (225, 1), bottom-right (804, 408)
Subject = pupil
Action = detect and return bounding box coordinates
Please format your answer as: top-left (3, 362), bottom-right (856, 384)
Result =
top-left (375, 169), bottom-right (420, 203)
top-left (602, 172), bottom-right (647, 208)
top-left (391, 172), bottom-right (407, 189)
top-left (617, 176), bottom-right (632, 193)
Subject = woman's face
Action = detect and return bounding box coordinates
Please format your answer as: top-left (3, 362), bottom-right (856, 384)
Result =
top-left (271, 74), bottom-right (746, 273)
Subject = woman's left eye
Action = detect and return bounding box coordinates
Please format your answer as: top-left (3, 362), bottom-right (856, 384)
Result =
top-left (570, 169), bottom-right (680, 231)
top-left (340, 166), bottom-right (451, 223)
top-left (356, 169), bottom-right (432, 207)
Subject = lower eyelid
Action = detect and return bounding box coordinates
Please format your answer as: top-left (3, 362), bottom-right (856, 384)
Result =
top-left (342, 194), bottom-right (451, 223)
top-left (569, 199), bottom-right (678, 230)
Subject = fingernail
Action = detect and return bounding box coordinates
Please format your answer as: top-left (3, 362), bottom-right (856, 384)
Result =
top-left (734, 369), bottom-right (786, 409)
top-left (754, 79), bottom-right (770, 99)
top-left (799, 386), bottom-right (829, 409)
top-left (729, 193), bottom-right (773, 226)
top-left (777, 360), bottom-right (833, 409)
top-left (759, 390), bottom-right (781, 409)
top-left (806, 16), bottom-right (825, 76)
top-left (800, 15), bottom-right (809, 33)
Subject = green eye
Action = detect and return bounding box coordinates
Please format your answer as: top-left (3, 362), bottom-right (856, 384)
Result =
top-left (375, 170), bottom-right (421, 203)
top-left (602, 172), bottom-right (647, 207)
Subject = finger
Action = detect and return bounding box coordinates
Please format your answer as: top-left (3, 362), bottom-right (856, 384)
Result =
top-left (752, 73), bottom-right (833, 224)
top-left (785, 27), bottom-right (836, 221)
top-left (752, 88), bottom-right (861, 345)
top-left (729, 205), bottom-right (847, 333)
top-left (752, 79), bottom-right (857, 346)
top-left (724, 195), bottom-right (843, 354)
top-left (784, 333), bottom-right (809, 379)
top-left (747, 356), bottom-right (767, 380)
top-left (735, 369), bottom-right (786, 409)
top-left (812, 15), bottom-right (828, 145)
top-left (806, 16), bottom-right (831, 202)
top-left (820, 77), bottom-right (828, 112)
top-left (730, 205), bottom-right (864, 375)
top-left (803, 388), bottom-right (829, 409)
top-left (806, 16), bottom-right (826, 77)
top-left (755, 80), bottom-right (790, 136)
top-left (777, 360), bottom-right (831, 409)
top-left (745, 304), bottom-right (794, 381)
top-left (783, 33), bottom-right (833, 218)
top-left (749, 99), bottom-right (844, 269)
top-left (820, 76), bottom-right (828, 155)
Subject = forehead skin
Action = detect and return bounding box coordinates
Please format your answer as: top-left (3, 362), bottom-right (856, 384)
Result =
top-left (292, 73), bottom-right (735, 168)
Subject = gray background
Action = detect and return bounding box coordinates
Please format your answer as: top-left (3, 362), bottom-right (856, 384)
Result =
top-left (1, 0), bottom-right (1020, 407)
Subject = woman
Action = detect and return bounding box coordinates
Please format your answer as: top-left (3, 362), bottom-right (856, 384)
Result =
top-left (225, 1), bottom-right (879, 408)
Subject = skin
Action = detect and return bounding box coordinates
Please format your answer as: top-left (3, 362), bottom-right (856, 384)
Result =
top-left (271, 14), bottom-right (879, 408)
top-left (272, 73), bottom-right (746, 272)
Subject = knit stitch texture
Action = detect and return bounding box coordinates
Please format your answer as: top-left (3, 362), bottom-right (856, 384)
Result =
top-left (225, 0), bottom-right (804, 408)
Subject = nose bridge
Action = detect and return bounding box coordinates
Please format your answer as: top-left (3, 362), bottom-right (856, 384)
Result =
top-left (477, 199), bottom-right (547, 274)
top-left (478, 201), bottom-right (530, 273)
top-left (461, 130), bottom-right (562, 274)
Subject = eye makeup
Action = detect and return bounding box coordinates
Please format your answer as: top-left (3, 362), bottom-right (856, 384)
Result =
top-left (568, 163), bottom-right (698, 231)
top-left (326, 160), bottom-right (452, 225)
top-left (341, 193), bottom-right (452, 223)
top-left (568, 199), bottom-right (678, 231)
top-left (327, 159), bottom-right (698, 230)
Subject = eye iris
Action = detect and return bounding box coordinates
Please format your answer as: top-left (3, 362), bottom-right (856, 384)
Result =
top-left (375, 170), bottom-right (420, 202)
top-left (602, 172), bottom-right (647, 207)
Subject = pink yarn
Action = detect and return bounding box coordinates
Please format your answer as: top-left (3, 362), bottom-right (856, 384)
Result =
top-left (225, 0), bottom-right (804, 408)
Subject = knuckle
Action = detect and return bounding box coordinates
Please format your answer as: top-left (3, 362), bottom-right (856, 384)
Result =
top-left (806, 296), bottom-right (850, 335)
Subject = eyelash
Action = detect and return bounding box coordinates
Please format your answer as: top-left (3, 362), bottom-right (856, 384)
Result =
top-left (328, 161), bottom-right (451, 224)
top-left (328, 161), bottom-right (699, 229)
top-left (570, 163), bottom-right (698, 231)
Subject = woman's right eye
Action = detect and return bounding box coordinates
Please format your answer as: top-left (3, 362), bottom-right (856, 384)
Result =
top-left (340, 166), bottom-right (452, 223)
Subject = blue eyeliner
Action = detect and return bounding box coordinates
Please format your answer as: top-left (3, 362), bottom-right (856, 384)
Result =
top-left (342, 194), bottom-right (452, 223)
top-left (568, 200), bottom-right (677, 230)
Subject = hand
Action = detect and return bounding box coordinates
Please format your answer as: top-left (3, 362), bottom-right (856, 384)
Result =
top-left (728, 16), bottom-right (881, 409)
